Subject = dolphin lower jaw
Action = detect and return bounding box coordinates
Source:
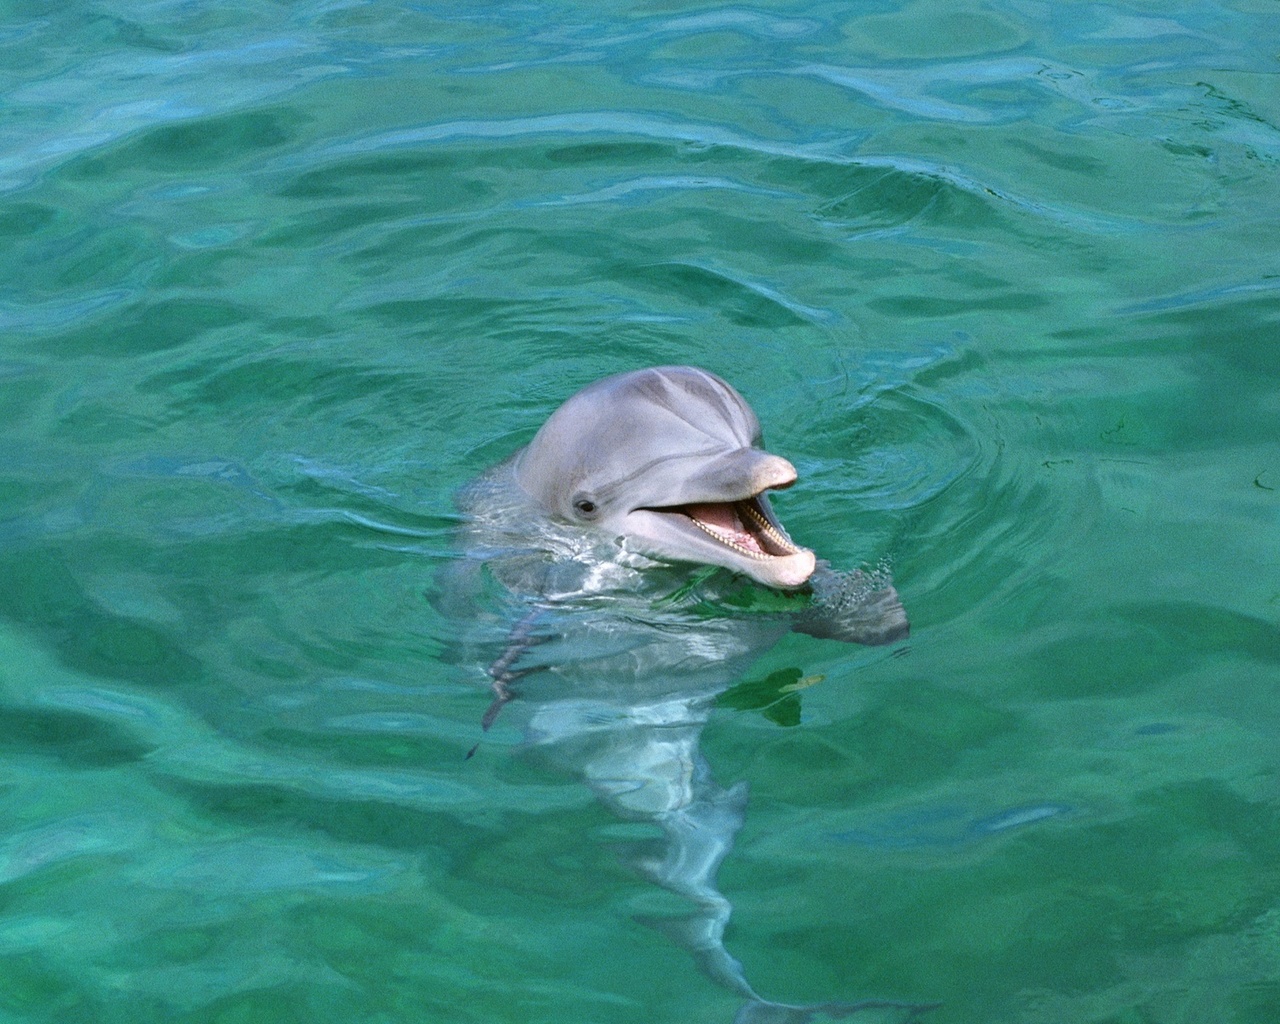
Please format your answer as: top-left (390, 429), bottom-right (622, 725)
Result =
top-left (623, 496), bottom-right (817, 588)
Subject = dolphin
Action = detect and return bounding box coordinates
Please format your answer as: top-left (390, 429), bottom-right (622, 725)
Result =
top-left (444, 367), bottom-right (927, 1022)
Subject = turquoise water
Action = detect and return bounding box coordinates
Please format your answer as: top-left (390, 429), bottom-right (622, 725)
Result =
top-left (3, 1), bottom-right (1279, 1021)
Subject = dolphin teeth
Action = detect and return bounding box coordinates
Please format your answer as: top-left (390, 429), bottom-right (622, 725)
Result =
top-left (688, 515), bottom-right (771, 559)
top-left (739, 501), bottom-right (802, 555)
top-left (686, 499), bottom-right (802, 560)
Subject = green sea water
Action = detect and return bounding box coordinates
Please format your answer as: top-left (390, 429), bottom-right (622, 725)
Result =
top-left (2, 1), bottom-right (1279, 1021)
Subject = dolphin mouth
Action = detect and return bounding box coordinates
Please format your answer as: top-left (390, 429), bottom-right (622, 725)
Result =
top-left (632, 492), bottom-right (817, 587)
top-left (668, 497), bottom-right (804, 559)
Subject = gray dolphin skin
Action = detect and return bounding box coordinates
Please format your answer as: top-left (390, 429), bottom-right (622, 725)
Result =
top-left (446, 367), bottom-right (927, 1023)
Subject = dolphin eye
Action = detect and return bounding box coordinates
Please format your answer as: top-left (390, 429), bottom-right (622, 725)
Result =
top-left (572, 496), bottom-right (599, 519)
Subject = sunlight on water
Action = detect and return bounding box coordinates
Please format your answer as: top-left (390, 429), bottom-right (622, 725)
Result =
top-left (1, 1), bottom-right (1278, 1021)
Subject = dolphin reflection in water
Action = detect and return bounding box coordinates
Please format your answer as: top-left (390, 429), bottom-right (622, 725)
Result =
top-left (444, 367), bottom-right (931, 1022)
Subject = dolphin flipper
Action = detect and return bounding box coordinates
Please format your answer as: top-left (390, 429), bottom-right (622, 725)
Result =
top-left (794, 566), bottom-right (909, 647)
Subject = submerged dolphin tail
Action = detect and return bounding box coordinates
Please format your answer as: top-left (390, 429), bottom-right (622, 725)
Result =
top-left (627, 764), bottom-right (939, 1024)
top-left (734, 996), bottom-right (943, 1024)
top-left (637, 914), bottom-right (941, 1024)
top-left (635, 913), bottom-right (758, 1001)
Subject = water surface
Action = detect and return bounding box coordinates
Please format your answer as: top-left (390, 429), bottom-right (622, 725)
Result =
top-left (2, 1), bottom-right (1279, 1021)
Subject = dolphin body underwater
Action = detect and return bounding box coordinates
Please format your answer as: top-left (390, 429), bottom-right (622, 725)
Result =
top-left (442, 367), bottom-right (927, 1023)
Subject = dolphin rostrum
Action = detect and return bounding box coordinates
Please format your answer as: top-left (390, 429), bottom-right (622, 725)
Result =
top-left (445, 366), bottom-right (928, 1022)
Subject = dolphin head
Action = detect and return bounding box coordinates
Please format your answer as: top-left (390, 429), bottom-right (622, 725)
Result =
top-left (514, 366), bottom-right (817, 588)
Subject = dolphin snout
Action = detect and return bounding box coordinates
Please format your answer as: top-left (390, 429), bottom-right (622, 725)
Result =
top-left (752, 454), bottom-right (797, 493)
top-left (692, 448), bottom-right (797, 501)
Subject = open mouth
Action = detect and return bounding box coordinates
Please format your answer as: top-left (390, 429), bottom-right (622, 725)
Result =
top-left (641, 493), bottom-right (806, 563)
top-left (677, 497), bottom-right (803, 560)
top-left (624, 465), bottom-right (817, 588)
